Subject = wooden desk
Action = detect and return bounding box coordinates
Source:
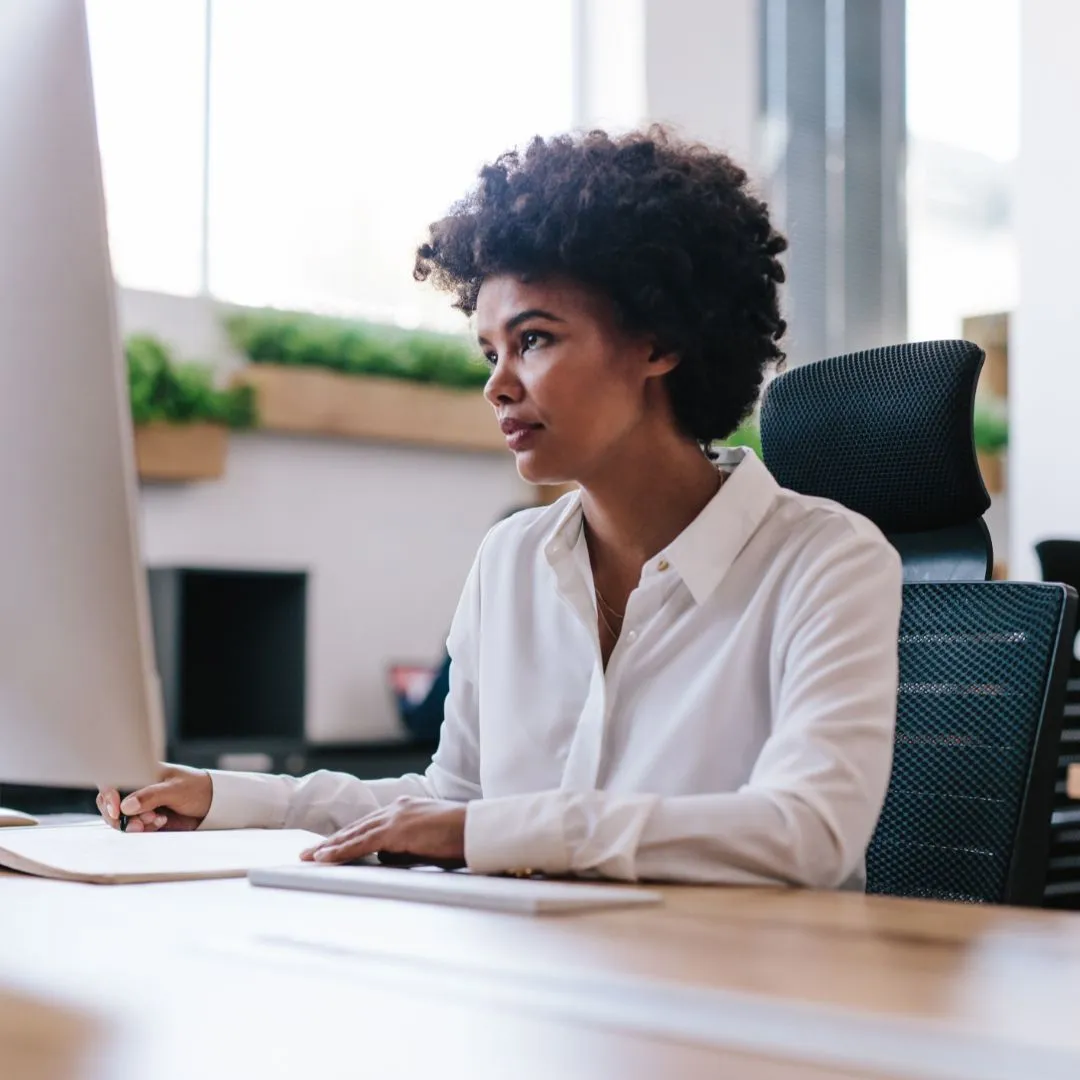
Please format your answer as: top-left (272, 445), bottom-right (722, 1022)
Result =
top-left (3, 873), bottom-right (1080, 1080)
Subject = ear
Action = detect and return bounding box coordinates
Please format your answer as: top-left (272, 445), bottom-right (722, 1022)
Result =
top-left (645, 343), bottom-right (680, 378)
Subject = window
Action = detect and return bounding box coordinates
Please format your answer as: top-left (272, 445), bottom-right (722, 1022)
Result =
top-left (88, 0), bottom-right (575, 330)
top-left (906, 0), bottom-right (1019, 340)
top-left (87, 0), bottom-right (207, 296)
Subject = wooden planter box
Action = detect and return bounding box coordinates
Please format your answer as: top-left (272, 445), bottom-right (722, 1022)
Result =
top-left (134, 421), bottom-right (229, 482)
top-left (977, 450), bottom-right (1005, 495)
top-left (232, 365), bottom-right (505, 453)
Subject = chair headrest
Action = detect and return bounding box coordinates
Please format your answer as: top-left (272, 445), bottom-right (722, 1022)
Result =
top-left (759, 340), bottom-right (990, 534)
top-left (1035, 541), bottom-right (1080, 590)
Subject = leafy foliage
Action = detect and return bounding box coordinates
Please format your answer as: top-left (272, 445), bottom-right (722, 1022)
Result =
top-left (718, 419), bottom-right (762, 457)
top-left (973, 396), bottom-right (1008, 454)
top-left (126, 334), bottom-right (256, 428)
top-left (222, 309), bottom-right (490, 389)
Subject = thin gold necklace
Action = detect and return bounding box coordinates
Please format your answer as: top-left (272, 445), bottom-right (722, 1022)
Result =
top-left (589, 465), bottom-right (726, 640)
top-left (594, 583), bottom-right (624, 639)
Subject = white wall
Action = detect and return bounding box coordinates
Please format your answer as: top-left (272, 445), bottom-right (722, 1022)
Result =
top-left (1010, 1), bottom-right (1080, 580)
top-left (123, 289), bottom-right (528, 742)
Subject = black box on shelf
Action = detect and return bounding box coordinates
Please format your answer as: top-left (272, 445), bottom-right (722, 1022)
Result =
top-left (147, 567), bottom-right (307, 746)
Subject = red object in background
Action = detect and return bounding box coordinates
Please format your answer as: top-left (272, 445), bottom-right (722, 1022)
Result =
top-left (389, 664), bottom-right (439, 707)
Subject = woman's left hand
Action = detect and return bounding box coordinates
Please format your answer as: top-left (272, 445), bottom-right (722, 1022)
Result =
top-left (300, 796), bottom-right (466, 865)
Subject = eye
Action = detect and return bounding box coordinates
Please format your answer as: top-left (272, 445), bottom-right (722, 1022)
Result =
top-left (521, 330), bottom-right (549, 352)
top-left (482, 349), bottom-right (498, 367)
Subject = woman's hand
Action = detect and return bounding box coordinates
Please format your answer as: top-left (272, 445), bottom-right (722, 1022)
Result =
top-left (97, 764), bottom-right (213, 832)
top-left (301, 796), bottom-right (466, 865)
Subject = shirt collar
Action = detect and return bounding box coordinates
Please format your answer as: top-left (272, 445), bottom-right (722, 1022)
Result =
top-left (541, 446), bottom-right (780, 605)
top-left (542, 488), bottom-right (586, 567)
top-left (664, 447), bottom-right (780, 604)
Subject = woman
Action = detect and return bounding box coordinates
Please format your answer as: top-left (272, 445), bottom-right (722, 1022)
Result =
top-left (99, 128), bottom-right (902, 888)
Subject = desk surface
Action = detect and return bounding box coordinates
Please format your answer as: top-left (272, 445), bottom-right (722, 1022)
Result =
top-left (4, 869), bottom-right (1080, 1080)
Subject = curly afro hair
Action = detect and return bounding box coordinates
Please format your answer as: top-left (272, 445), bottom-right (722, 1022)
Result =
top-left (414, 126), bottom-right (787, 446)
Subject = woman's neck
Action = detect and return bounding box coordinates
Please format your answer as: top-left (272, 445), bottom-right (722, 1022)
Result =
top-left (578, 431), bottom-right (723, 578)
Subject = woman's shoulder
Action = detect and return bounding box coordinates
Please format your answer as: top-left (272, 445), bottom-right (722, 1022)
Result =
top-left (767, 485), bottom-right (902, 585)
top-left (477, 492), bottom-right (581, 570)
top-left (485, 492), bottom-right (578, 546)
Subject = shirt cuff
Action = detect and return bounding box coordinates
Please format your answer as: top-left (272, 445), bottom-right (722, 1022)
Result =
top-left (199, 770), bottom-right (292, 831)
top-left (464, 792), bottom-right (569, 875)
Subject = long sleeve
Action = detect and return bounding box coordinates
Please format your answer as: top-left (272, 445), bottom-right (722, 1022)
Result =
top-left (464, 530), bottom-right (902, 888)
top-left (200, 546), bottom-right (486, 835)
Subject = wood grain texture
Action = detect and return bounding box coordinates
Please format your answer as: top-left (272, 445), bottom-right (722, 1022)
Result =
top-left (133, 422), bottom-right (228, 482)
top-left (233, 364), bottom-right (506, 453)
top-left (5, 873), bottom-right (1080, 1078)
top-left (0, 985), bottom-right (105, 1080)
top-left (963, 311), bottom-right (1009, 398)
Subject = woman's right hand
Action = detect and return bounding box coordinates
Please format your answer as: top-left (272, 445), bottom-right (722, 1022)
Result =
top-left (97, 764), bottom-right (213, 832)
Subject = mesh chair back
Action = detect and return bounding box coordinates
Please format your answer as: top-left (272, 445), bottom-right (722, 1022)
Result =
top-left (1033, 540), bottom-right (1080, 907)
top-left (867, 582), bottom-right (1075, 905)
top-left (760, 341), bottom-right (993, 580)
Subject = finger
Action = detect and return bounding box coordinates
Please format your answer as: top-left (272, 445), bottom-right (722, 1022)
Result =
top-left (301, 826), bottom-right (371, 859)
top-left (99, 790), bottom-right (121, 821)
top-left (119, 781), bottom-right (177, 816)
top-left (312, 823), bottom-right (387, 863)
top-left (124, 814), bottom-right (167, 833)
top-left (128, 809), bottom-right (168, 831)
top-left (301, 808), bottom-right (389, 859)
top-left (97, 793), bottom-right (121, 829)
top-left (159, 813), bottom-right (200, 833)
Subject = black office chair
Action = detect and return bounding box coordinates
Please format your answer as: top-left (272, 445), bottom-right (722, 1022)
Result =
top-left (1034, 540), bottom-right (1080, 908)
top-left (761, 341), bottom-right (1077, 905)
top-left (761, 339), bottom-right (994, 582)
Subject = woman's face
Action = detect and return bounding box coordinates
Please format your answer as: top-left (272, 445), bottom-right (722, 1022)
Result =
top-left (476, 274), bottom-right (676, 485)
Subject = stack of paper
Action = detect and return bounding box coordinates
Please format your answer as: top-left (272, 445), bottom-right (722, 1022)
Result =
top-left (0, 822), bottom-right (320, 883)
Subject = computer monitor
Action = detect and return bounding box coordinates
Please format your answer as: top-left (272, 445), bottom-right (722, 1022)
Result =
top-left (0, 1), bottom-right (161, 788)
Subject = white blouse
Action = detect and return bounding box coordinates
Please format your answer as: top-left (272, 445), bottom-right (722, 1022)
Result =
top-left (203, 448), bottom-right (903, 889)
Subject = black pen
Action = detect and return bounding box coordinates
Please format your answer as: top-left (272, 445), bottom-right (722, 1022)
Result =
top-left (119, 811), bottom-right (129, 832)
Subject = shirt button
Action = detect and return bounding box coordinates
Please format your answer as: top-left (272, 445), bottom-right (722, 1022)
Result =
top-left (627, 630), bottom-right (638, 643)
top-left (658, 558), bottom-right (670, 572)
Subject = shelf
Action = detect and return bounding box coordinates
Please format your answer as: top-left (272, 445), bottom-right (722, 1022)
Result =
top-left (134, 421), bottom-right (228, 483)
top-left (977, 450), bottom-right (1005, 495)
top-left (232, 364), bottom-right (506, 454)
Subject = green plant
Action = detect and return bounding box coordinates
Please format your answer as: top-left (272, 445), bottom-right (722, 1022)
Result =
top-left (126, 334), bottom-right (256, 428)
top-left (973, 396), bottom-right (1008, 454)
top-left (222, 309), bottom-right (490, 389)
top-left (719, 418), bottom-right (762, 457)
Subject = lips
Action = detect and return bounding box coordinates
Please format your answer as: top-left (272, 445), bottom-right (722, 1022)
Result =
top-left (499, 417), bottom-right (541, 436)
top-left (499, 416), bottom-right (542, 451)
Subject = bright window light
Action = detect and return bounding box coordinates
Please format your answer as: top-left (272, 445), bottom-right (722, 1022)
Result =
top-left (88, 0), bottom-right (575, 330)
top-left (87, 0), bottom-right (207, 296)
top-left (207, 0), bottom-right (574, 329)
top-left (906, 0), bottom-right (1019, 341)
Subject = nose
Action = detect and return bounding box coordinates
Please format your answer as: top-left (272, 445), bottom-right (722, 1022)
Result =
top-left (483, 354), bottom-right (524, 409)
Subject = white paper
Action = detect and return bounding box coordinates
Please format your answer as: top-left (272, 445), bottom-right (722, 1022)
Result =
top-left (0, 822), bottom-right (322, 883)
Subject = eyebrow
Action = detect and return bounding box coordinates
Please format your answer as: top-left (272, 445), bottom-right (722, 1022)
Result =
top-left (477, 308), bottom-right (565, 345)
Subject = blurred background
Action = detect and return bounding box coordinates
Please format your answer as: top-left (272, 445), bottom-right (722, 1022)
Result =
top-left (74, 0), bottom-right (1070, 780)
